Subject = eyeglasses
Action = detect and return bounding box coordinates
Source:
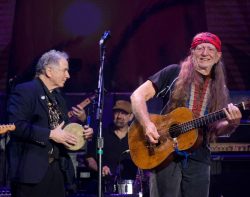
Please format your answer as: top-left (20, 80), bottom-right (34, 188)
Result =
top-left (194, 46), bottom-right (217, 54)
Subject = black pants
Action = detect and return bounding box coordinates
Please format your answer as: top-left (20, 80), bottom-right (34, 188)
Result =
top-left (150, 159), bottom-right (210, 197)
top-left (11, 161), bottom-right (65, 197)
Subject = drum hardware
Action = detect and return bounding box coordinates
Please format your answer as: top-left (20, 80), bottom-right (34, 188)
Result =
top-left (103, 149), bottom-right (150, 195)
top-left (117, 179), bottom-right (134, 194)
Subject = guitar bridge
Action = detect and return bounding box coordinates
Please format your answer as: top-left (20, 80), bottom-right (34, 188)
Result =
top-left (144, 140), bottom-right (156, 155)
top-left (145, 140), bottom-right (162, 156)
top-left (148, 144), bottom-right (155, 155)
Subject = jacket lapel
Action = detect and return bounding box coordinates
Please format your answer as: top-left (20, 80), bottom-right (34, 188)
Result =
top-left (34, 78), bottom-right (49, 114)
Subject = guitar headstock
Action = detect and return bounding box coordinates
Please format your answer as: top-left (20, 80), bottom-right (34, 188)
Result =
top-left (89, 93), bottom-right (97, 101)
top-left (0, 124), bottom-right (16, 134)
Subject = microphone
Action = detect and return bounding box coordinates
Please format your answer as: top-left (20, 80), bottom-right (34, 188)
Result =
top-left (99, 30), bottom-right (111, 45)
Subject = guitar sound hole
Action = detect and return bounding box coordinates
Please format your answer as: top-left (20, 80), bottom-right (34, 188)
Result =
top-left (169, 124), bottom-right (181, 138)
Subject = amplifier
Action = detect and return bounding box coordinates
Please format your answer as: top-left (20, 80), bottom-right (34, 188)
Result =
top-left (210, 142), bottom-right (250, 152)
top-left (216, 122), bottom-right (250, 143)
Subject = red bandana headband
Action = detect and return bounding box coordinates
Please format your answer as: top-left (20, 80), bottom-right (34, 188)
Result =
top-left (191, 32), bottom-right (222, 52)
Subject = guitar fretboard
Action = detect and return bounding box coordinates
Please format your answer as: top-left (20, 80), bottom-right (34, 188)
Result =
top-left (181, 109), bottom-right (226, 132)
top-left (171, 102), bottom-right (245, 135)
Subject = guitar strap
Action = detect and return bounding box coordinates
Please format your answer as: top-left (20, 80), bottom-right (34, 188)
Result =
top-left (187, 77), bottom-right (211, 118)
top-left (159, 77), bottom-right (179, 115)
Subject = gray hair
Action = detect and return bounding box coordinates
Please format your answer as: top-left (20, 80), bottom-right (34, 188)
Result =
top-left (35, 49), bottom-right (69, 76)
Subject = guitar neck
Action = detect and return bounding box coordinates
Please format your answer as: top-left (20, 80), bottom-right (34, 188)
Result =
top-left (181, 102), bottom-right (245, 133)
top-left (68, 96), bottom-right (95, 118)
top-left (78, 98), bottom-right (91, 109)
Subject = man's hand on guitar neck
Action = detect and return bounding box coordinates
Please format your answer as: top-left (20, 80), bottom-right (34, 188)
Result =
top-left (71, 104), bottom-right (87, 122)
top-left (217, 103), bottom-right (242, 136)
top-left (223, 103), bottom-right (242, 126)
top-left (144, 121), bottom-right (160, 144)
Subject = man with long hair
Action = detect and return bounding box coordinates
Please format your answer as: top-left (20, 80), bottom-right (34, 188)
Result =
top-left (130, 32), bottom-right (242, 197)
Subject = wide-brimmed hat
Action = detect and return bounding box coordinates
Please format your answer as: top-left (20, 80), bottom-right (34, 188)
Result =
top-left (113, 100), bottom-right (132, 114)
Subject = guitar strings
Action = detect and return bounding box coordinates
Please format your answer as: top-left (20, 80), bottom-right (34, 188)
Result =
top-left (166, 109), bottom-right (227, 137)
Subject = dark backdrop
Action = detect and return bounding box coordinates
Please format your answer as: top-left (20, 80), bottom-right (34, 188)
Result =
top-left (8, 0), bottom-right (250, 93)
top-left (8, 0), bottom-right (207, 92)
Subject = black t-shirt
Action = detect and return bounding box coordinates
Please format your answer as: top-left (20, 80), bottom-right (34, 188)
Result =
top-left (148, 64), bottom-right (211, 164)
top-left (88, 125), bottom-right (138, 180)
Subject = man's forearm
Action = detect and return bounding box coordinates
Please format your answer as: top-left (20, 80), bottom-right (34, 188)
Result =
top-left (131, 92), bottom-right (151, 128)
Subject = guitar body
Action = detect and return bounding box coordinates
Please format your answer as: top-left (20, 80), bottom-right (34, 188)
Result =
top-left (128, 100), bottom-right (250, 169)
top-left (128, 107), bottom-right (200, 170)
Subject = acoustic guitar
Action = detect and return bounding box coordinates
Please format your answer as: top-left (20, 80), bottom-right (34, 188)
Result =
top-left (128, 101), bottom-right (250, 170)
top-left (0, 124), bottom-right (16, 134)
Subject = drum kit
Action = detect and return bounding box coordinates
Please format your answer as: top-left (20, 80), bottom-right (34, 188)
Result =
top-left (103, 167), bottom-right (150, 196)
top-left (63, 123), bottom-right (150, 196)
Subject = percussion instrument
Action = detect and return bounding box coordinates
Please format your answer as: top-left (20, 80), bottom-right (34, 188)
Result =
top-left (64, 123), bottom-right (85, 151)
top-left (117, 179), bottom-right (134, 194)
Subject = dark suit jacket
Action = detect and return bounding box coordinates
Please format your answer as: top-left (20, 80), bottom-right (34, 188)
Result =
top-left (7, 78), bottom-right (71, 184)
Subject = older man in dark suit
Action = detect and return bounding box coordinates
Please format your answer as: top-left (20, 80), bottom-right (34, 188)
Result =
top-left (7, 50), bottom-right (93, 197)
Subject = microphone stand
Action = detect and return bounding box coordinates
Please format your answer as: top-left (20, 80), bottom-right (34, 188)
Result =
top-left (96, 33), bottom-right (109, 197)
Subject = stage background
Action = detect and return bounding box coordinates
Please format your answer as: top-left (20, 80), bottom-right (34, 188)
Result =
top-left (0, 0), bottom-right (249, 93)
top-left (0, 0), bottom-right (250, 196)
